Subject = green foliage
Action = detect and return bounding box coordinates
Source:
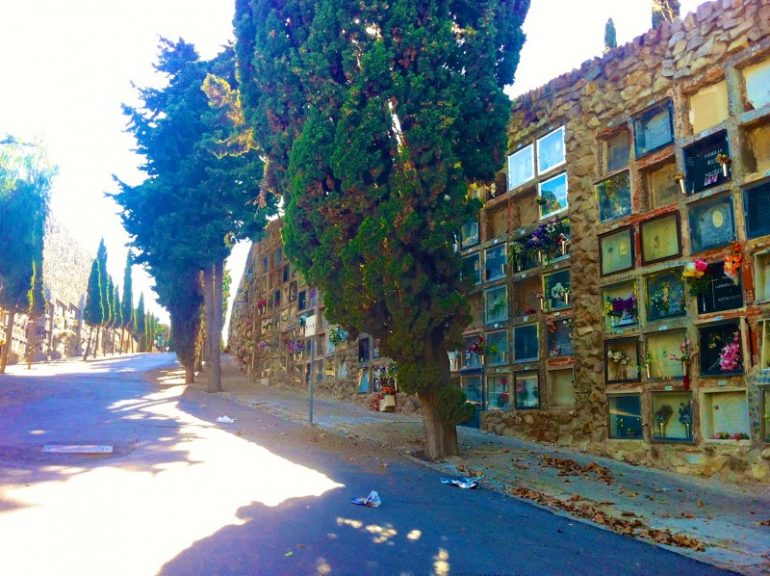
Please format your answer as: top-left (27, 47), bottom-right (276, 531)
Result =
top-left (83, 258), bottom-right (103, 325)
top-left (437, 386), bottom-right (475, 425)
top-left (112, 283), bottom-right (123, 328)
top-left (652, 0), bottom-right (680, 27)
top-left (135, 293), bottom-right (146, 348)
top-left (112, 38), bottom-right (277, 368)
top-left (604, 18), bottom-right (617, 52)
top-left (0, 137), bottom-right (54, 317)
top-left (236, 0), bottom-right (530, 414)
top-left (121, 252), bottom-right (135, 330)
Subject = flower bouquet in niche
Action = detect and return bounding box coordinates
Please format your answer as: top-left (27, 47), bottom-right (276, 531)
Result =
top-left (723, 243), bottom-right (743, 285)
top-left (607, 349), bottom-right (631, 380)
top-left (605, 293), bottom-right (637, 326)
top-left (682, 259), bottom-right (710, 296)
top-left (718, 331), bottom-right (742, 372)
top-left (654, 403), bottom-right (673, 438)
top-left (668, 338), bottom-right (693, 389)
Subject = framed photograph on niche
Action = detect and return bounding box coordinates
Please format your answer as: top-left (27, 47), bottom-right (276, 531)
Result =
top-left (640, 212), bottom-right (681, 264)
top-left (684, 130), bottom-right (730, 195)
top-left (600, 227), bottom-right (634, 276)
top-left (689, 195), bottom-right (735, 253)
top-left (743, 180), bottom-right (770, 239)
top-left (507, 144), bottom-right (534, 190)
top-left (633, 100), bottom-right (674, 158)
top-left (645, 269), bottom-right (686, 321)
top-left (697, 262), bottom-right (743, 314)
top-left (597, 171), bottom-right (632, 222)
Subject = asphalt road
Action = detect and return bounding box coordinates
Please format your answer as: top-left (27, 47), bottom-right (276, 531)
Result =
top-left (0, 354), bottom-right (733, 576)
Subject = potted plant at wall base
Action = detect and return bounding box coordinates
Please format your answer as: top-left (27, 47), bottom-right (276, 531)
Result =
top-left (378, 381), bottom-right (397, 412)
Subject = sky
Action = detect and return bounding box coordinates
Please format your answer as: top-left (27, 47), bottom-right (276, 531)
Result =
top-left (0, 0), bottom-right (706, 334)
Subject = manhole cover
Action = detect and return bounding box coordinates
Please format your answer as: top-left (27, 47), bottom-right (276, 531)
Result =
top-left (41, 445), bottom-right (113, 454)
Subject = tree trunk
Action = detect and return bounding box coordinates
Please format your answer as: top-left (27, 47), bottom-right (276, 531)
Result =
top-left (204, 263), bottom-right (222, 393)
top-left (26, 319), bottom-right (36, 369)
top-left (419, 389), bottom-right (460, 460)
top-left (0, 311), bottom-right (15, 374)
top-left (185, 364), bottom-right (194, 385)
top-left (94, 326), bottom-right (101, 359)
top-left (82, 325), bottom-right (93, 361)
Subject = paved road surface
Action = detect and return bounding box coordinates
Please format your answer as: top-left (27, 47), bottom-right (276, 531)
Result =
top-left (0, 354), bottom-right (733, 575)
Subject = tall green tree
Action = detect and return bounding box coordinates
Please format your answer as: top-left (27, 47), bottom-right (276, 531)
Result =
top-left (82, 255), bottom-right (103, 359)
top-left (236, 0), bottom-right (530, 459)
top-left (121, 252), bottom-right (135, 352)
top-left (112, 39), bottom-right (277, 387)
top-left (0, 137), bottom-right (54, 372)
top-left (135, 294), bottom-right (146, 352)
top-left (604, 18), bottom-right (617, 53)
top-left (112, 282), bottom-right (122, 353)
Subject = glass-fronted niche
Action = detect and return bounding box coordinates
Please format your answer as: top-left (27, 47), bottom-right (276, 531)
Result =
top-left (689, 195), bottom-right (735, 253)
top-left (760, 321), bottom-right (770, 373)
top-left (696, 261), bottom-right (743, 315)
top-left (605, 337), bottom-right (640, 383)
top-left (608, 394), bottom-right (643, 440)
top-left (461, 218), bottom-right (480, 249)
top-left (513, 323), bottom-right (539, 363)
top-left (546, 317), bottom-right (573, 358)
top-left (514, 371), bottom-right (540, 409)
top-left (597, 171), bottom-right (631, 223)
top-left (543, 269), bottom-right (571, 311)
top-left (651, 392), bottom-right (694, 442)
top-left (763, 388), bottom-right (770, 443)
top-left (744, 180), bottom-right (770, 240)
top-left (702, 390), bottom-right (750, 441)
top-left (460, 374), bottom-right (482, 407)
top-left (462, 335), bottom-right (483, 369)
top-left (633, 100), bottom-right (674, 158)
top-left (485, 244), bottom-right (507, 282)
top-left (485, 285), bottom-right (509, 324)
top-left (548, 368), bottom-right (575, 408)
top-left (684, 130), bottom-right (731, 194)
top-left (486, 330), bottom-right (509, 366)
top-left (644, 330), bottom-right (687, 379)
top-left (640, 212), bottom-right (681, 265)
top-left (487, 374), bottom-right (511, 410)
top-left (646, 269), bottom-right (686, 321)
top-left (538, 172), bottom-right (568, 219)
top-left (603, 281), bottom-right (638, 330)
top-left (462, 253), bottom-right (481, 286)
top-left (507, 126), bottom-right (565, 191)
top-left (742, 56), bottom-right (770, 110)
top-left (698, 321), bottom-right (743, 377)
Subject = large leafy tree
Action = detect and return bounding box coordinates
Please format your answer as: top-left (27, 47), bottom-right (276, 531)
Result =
top-left (0, 137), bottom-right (54, 373)
top-left (113, 38), bottom-right (276, 388)
top-left (235, 0), bottom-right (530, 459)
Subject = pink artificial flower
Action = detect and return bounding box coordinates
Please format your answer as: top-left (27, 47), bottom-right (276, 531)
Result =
top-left (694, 259), bottom-right (709, 273)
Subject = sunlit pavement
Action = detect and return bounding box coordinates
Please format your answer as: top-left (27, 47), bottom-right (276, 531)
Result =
top-left (0, 355), bottom-right (734, 576)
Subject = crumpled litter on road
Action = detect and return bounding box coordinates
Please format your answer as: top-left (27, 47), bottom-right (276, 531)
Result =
top-left (350, 490), bottom-right (381, 507)
top-left (216, 415), bottom-right (236, 424)
top-left (440, 476), bottom-right (480, 489)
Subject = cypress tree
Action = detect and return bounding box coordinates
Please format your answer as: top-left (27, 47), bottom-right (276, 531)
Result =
top-left (121, 253), bottom-right (135, 353)
top-left (604, 18), bottom-right (617, 53)
top-left (135, 294), bottom-right (146, 352)
top-left (235, 0), bottom-right (530, 459)
top-left (82, 256), bottom-right (103, 359)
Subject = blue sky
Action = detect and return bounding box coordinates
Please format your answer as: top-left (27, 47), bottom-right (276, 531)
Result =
top-left (0, 0), bottom-right (705, 329)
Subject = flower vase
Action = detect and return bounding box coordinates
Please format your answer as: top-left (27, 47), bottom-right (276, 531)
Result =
top-left (563, 293), bottom-right (570, 306)
top-left (617, 365), bottom-right (627, 380)
top-left (537, 250), bottom-right (543, 265)
top-left (560, 240), bottom-right (568, 256)
top-left (657, 422), bottom-right (665, 438)
top-left (676, 178), bottom-right (686, 195)
top-left (721, 164), bottom-right (728, 178)
top-left (645, 365), bottom-right (651, 379)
